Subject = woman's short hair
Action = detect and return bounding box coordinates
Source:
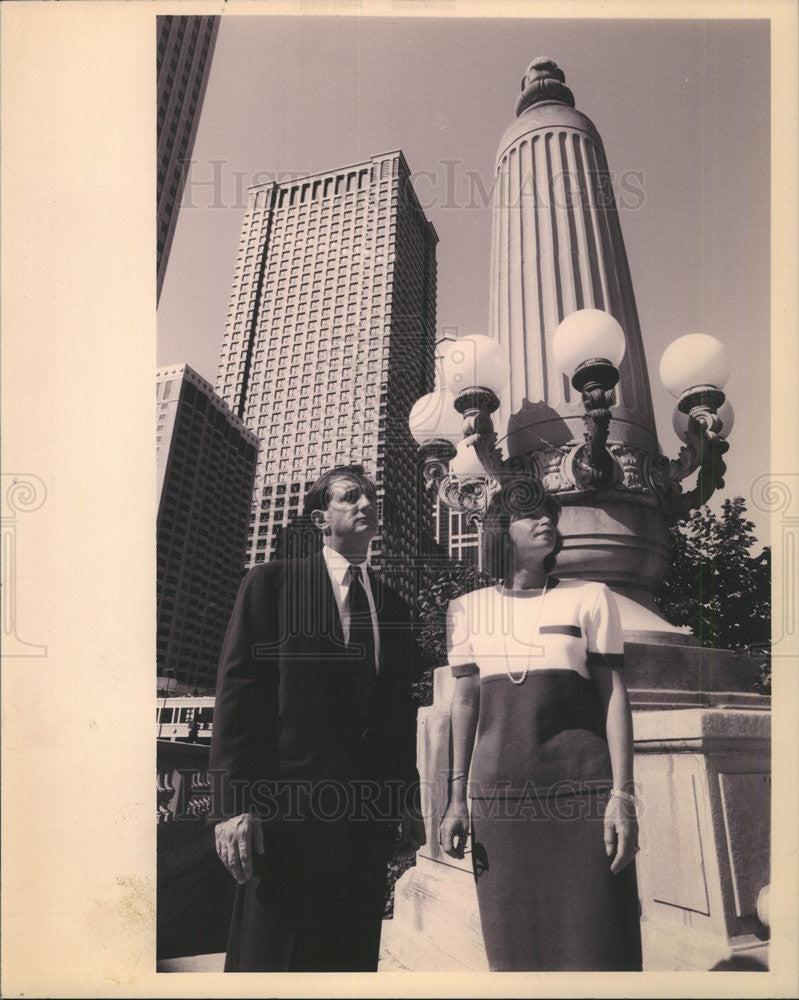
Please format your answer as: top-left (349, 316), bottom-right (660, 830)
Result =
top-left (481, 483), bottom-right (563, 582)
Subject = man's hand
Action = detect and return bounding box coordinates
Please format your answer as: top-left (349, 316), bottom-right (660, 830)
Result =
top-left (395, 808), bottom-right (426, 858)
top-left (215, 812), bottom-right (264, 884)
top-left (439, 803), bottom-right (470, 859)
top-left (603, 794), bottom-right (639, 874)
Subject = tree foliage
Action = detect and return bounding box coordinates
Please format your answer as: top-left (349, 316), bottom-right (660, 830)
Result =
top-left (412, 563), bottom-right (491, 707)
top-left (655, 497), bottom-right (771, 692)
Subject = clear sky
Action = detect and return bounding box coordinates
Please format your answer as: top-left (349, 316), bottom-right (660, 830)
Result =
top-left (158, 14), bottom-right (771, 545)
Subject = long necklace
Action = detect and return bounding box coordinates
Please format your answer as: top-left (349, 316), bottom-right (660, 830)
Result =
top-left (503, 579), bottom-right (549, 686)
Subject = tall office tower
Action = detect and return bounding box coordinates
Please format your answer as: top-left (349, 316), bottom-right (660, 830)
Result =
top-left (156, 14), bottom-right (220, 303)
top-left (157, 364), bottom-right (259, 692)
top-left (215, 151), bottom-right (438, 600)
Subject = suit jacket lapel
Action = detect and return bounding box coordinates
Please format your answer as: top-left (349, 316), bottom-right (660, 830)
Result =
top-left (367, 568), bottom-right (391, 677)
top-left (367, 566), bottom-right (381, 615)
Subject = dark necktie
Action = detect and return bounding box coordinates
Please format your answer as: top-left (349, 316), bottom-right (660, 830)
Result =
top-left (347, 565), bottom-right (376, 717)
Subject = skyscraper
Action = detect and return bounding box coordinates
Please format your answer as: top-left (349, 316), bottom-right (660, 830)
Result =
top-left (156, 15), bottom-right (220, 302)
top-left (157, 364), bottom-right (259, 692)
top-left (215, 151), bottom-right (438, 598)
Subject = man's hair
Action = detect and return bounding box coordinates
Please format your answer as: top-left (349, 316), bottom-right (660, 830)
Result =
top-left (481, 484), bottom-right (563, 582)
top-left (301, 465), bottom-right (377, 517)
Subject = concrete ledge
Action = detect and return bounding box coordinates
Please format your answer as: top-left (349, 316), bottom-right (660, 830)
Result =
top-left (633, 707), bottom-right (771, 746)
top-left (628, 689), bottom-right (770, 713)
top-left (641, 920), bottom-right (769, 972)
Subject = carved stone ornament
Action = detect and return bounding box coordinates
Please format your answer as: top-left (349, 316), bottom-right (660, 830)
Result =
top-left (530, 447), bottom-right (574, 494)
top-left (609, 444), bottom-right (649, 494)
top-left (434, 438), bottom-right (661, 522)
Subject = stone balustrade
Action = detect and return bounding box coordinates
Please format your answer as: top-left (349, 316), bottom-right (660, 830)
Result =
top-left (157, 739), bottom-right (214, 824)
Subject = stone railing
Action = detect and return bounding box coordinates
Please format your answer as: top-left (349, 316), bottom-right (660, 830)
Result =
top-left (157, 739), bottom-right (213, 824)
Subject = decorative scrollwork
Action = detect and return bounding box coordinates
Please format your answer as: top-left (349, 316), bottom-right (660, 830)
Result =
top-left (750, 474), bottom-right (796, 516)
top-left (502, 473), bottom-right (547, 518)
top-left (419, 441), bottom-right (457, 495)
top-left (422, 456), bottom-right (451, 492)
top-left (2, 474), bottom-right (47, 517)
top-left (439, 473), bottom-right (501, 523)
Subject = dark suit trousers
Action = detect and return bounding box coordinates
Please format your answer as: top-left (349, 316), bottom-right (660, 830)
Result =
top-left (224, 817), bottom-right (395, 972)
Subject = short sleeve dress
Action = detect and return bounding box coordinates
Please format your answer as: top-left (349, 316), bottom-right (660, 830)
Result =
top-left (447, 577), bottom-right (642, 971)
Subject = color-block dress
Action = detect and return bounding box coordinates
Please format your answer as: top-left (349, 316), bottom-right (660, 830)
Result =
top-left (447, 577), bottom-right (642, 971)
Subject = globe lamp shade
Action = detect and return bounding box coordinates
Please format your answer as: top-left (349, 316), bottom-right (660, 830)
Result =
top-left (659, 334), bottom-right (731, 399)
top-left (552, 309), bottom-right (627, 376)
top-left (408, 389), bottom-right (463, 446)
top-left (442, 335), bottom-right (510, 397)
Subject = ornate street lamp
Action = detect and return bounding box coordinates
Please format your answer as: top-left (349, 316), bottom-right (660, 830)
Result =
top-left (551, 309), bottom-right (627, 490)
top-left (410, 336), bottom-right (511, 522)
top-left (408, 387), bottom-right (463, 487)
top-left (409, 311), bottom-right (734, 526)
top-left (650, 333), bottom-right (733, 519)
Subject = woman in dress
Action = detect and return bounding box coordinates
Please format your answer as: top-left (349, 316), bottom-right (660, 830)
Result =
top-left (439, 487), bottom-right (642, 971)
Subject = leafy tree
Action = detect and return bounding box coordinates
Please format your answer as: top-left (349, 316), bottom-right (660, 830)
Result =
top-left (655, 497), bottom-right (771, 692)
top-left (412, 563), bottom-right (491, 707)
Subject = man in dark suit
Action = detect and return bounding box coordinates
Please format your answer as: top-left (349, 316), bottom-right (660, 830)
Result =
top-left (210, 465), bottom-right (425, 972)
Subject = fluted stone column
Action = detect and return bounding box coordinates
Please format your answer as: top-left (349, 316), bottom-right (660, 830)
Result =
top-left (489, 58), bottom-right (671, 616)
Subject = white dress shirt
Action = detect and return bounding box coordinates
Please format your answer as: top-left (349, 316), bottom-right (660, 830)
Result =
top-left (322, 544), bottom-right (381, 672)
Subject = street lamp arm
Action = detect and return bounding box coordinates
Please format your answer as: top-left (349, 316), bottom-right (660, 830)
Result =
top-left (464, 427), bottom-right (504, 479)
top-left (579, 384), bottom-right (617, 491)
top-left (679, 426), bottom-right (729, 512)
top-left (648, 417), bottom-right (729, 522)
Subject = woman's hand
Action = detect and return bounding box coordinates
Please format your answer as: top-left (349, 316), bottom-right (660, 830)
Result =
top-left (603, 793), bottom-right (639, 874)
top-left (439, 802), bottom-right (470, 859)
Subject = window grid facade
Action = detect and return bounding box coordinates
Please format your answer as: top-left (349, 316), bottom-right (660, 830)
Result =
top-left (156, 14), bottom-right (219, 301)
top-left (157, 364), bottom-right (259, 691)
top-left (433, 504), bottom-right (481, 567)
top-left (215, 151), bottom-right (438, 600)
